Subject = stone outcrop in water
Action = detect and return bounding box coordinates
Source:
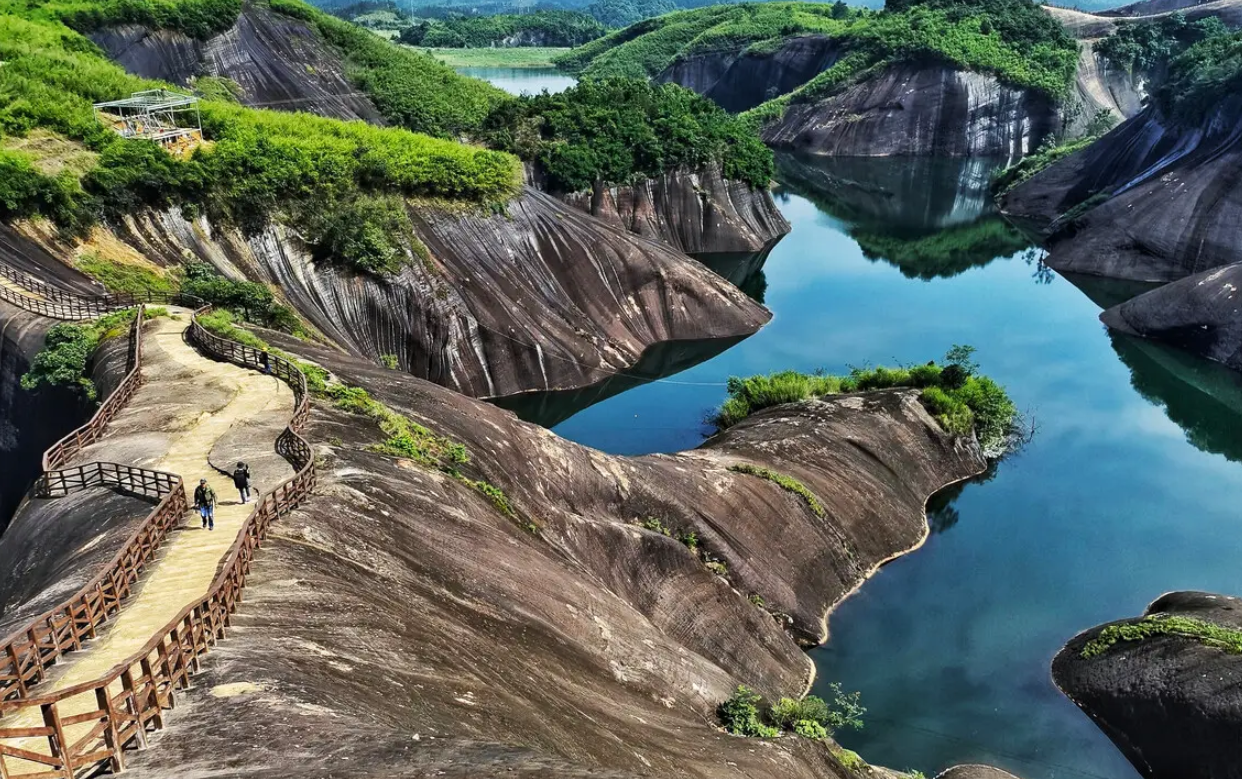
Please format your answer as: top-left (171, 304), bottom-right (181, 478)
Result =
top-left (553, 163), bottom-right (790, 256)
top-left (89, 5), bottom-right (385, 122)
top-left (760, 62), bottom-right (1058, 161)
top-left (0, 330), bottom-right (984, 777)
top-left (8, 188), bottom-right (769, 400)
top-left (1100, 262), bottom-right (1242, 371)
top-left (1053, 591), bottom-right (1242, 779)
top-left (1001, 94), bottom-right (1242, 282)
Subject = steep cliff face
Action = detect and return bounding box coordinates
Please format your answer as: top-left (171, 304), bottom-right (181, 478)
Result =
top-left (657, 35), bottom-right (845, 113)
top-left (1053, 591), bottom-right (1242, 779)
top-left (555, 163), bottom-right (790, 256)
top-left (0, 229), bottom-right (105, 531)
top-left (10, 188), bottom-right (769, 399)
top-left (89, 6), bottom-right (385, 121)
top-left (1100, 262), bottom-right (1242, 371)
top-left (761, 62), bottom-right (1058, 161)
top-left (1069, 43), bottom-right (1146, 134)
top-left (14, 334), bottom-right (981, 778)
top-left (1002, 95), bottom-right (1242, 282)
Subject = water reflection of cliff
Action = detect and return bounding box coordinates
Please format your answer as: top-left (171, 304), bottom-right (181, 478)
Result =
top-left (775, 153), bottom-right (1033, 279)
top-left (1110, 332), bottom-right (1242, 464)
top-left (490, 335), bottom-right (747, 428)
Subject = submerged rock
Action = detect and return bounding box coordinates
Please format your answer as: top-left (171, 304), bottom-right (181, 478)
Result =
top-left (1054, 591), bottom-right (1242, 779)
top-left (0, 333), bottom-right (987, 777)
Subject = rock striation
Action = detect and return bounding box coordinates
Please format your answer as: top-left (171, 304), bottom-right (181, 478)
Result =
top-left (1001, 94), bottom-right (1242, 282)
top-left (554, 163), bottom-right (790, 256)
top-left (0, 333), bottom-right (984, 778)
top-left (90, 5), bottom-right (385, 122)
top-left (761, 62), bottom-right (1058, 161)
top-left (8, 188), bottom-right (770, 400)
top-left (657, 34), bottom-right (846, 114)
top-left (1054, 591), bottom-right (1242, 779)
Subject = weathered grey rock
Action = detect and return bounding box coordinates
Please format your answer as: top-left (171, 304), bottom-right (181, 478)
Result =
top-left (555, 163), bottom-right (790, 256)
top-left (761, 62), bottom-right (1058, 161)
top-left (1002, 95), bottom-right (1242, 282)
top-left (1100, 262), bottom-right (1242, 370)
top-left (7, 189), bottom-right (770, 400)
top-left (44, 334), bottom-right (986, 778)
top-left (90, 5), bottom-right (385, 122)
top-left (1054, 591), bottom-right (1242, 779)
top-left (657, 34), bottom-right (845, 113)
top-left (1069, 43), bottom-right (1146, 135)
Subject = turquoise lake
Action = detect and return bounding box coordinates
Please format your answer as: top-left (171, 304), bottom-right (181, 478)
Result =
top-left (473, 68), bottom-right (1242, 779)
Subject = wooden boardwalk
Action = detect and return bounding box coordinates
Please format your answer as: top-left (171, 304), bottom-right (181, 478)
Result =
top-left (0, 312), bottom-right (294, 775)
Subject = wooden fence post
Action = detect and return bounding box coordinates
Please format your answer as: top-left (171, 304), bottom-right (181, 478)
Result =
top-left (96, 685), bottom-right (125, 774)
top-left (5, 645), bottom-right (25, 697)
top-left (41, 702), bottom-right (72, 779)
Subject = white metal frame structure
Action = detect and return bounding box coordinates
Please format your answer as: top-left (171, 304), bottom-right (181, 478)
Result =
top-left (92, 89), bottom-right (202, 146)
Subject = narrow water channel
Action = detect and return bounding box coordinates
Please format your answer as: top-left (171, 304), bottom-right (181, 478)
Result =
top-left (471, 68), bottom-right (1242, 779)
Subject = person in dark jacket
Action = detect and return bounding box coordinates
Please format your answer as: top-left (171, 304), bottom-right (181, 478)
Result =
top-left (194, 479), bottom-right (216, 530)
top-left (232, 461), bottom-right (252, 504)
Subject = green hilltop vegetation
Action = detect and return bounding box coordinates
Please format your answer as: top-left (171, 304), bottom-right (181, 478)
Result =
top-left (481, 78), bottom-right (772, 192)
top-left (397, 9), bottom-right (608, 48)
top-left (0, 0), bottom-right (519, 258)
top-left (556, 0), bottom-right (1078, 125)
top-left (0, 0), bottom-right (771, 275)
top-left (1153, 28), bottom-right (1242, 122)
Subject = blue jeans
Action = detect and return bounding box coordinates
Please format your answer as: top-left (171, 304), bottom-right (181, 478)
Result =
top-left (199, 505), bottom-right (214, 529)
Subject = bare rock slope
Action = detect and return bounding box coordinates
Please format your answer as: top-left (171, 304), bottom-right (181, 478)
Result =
top-left (1054, 591), bottom-right (1242, 779)
top-left (9, 335), bottom-right (986, 778)
top-left (1002, 94), bottom-right (1242, 282)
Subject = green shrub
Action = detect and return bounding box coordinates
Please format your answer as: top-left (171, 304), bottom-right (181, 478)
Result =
top-left (771, 685), bottom-right (865, 734)
top-left (1155, 30), bottom-right (1242, 122)
top-left (21, 308), bottom-right (137, 399)
top-left (182, 262), bottom-right (301, 331)
top-left (792, 719), bottom-right (829, 739)
top-left (993, 135), bottom-right (1099, 194)
top-left (1096, 13), bottom-right (1226, 74)
top-left (718, 686), bottom-right (779, 738)
top-left (310, 195), bottom-right (413, 276)
top-left (195, 308), bottom-right (269, 351)
top-left (380, 353), bottom-right (399, 369)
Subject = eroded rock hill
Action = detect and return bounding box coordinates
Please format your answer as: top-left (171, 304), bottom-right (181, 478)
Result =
top-left (553, 163), bottom-right (790, 256)
top-left (761, 62), bottom-right (1058, 161)
top-left (7, 333), bottom-right (985, 777)
top-left (90, 4), bottom-right (787, 259)
top-left (90, 5), bottom-right (385, 122)
top-left (9, 187), bottom-right (770, 399)
top-left (1053, 591), bottom-right (1242, 779)
top-left (1001, 94), bottom-right (1242, 282)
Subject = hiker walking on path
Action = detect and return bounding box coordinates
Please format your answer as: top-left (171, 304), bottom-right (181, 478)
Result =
top-left (233, 461), bottom-right (252, 504)
top-left (194, 478), bottom-right (216, 530)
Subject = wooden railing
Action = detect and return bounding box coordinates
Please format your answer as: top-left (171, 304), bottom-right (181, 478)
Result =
top-left (0, 303), bottom-right (190, 707)
top-left (0, 295), bottom-right (316, 778)
top-left (0, 262), bottom-right (186, 322)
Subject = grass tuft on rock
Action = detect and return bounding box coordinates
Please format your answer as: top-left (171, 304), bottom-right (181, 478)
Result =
top-left (1081, 614), bottom-right (1242, 659)
top-left (728, 464), bottom-right (826, 518)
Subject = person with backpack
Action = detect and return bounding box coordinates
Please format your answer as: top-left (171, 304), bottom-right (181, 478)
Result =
top-left (194, 478), bottom-right (216, 530)
top-left (233, 461), bottom-right (252, 504)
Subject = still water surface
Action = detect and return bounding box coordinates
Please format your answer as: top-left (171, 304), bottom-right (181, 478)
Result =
top-left (471, 68), bottom-right (1242, 779)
